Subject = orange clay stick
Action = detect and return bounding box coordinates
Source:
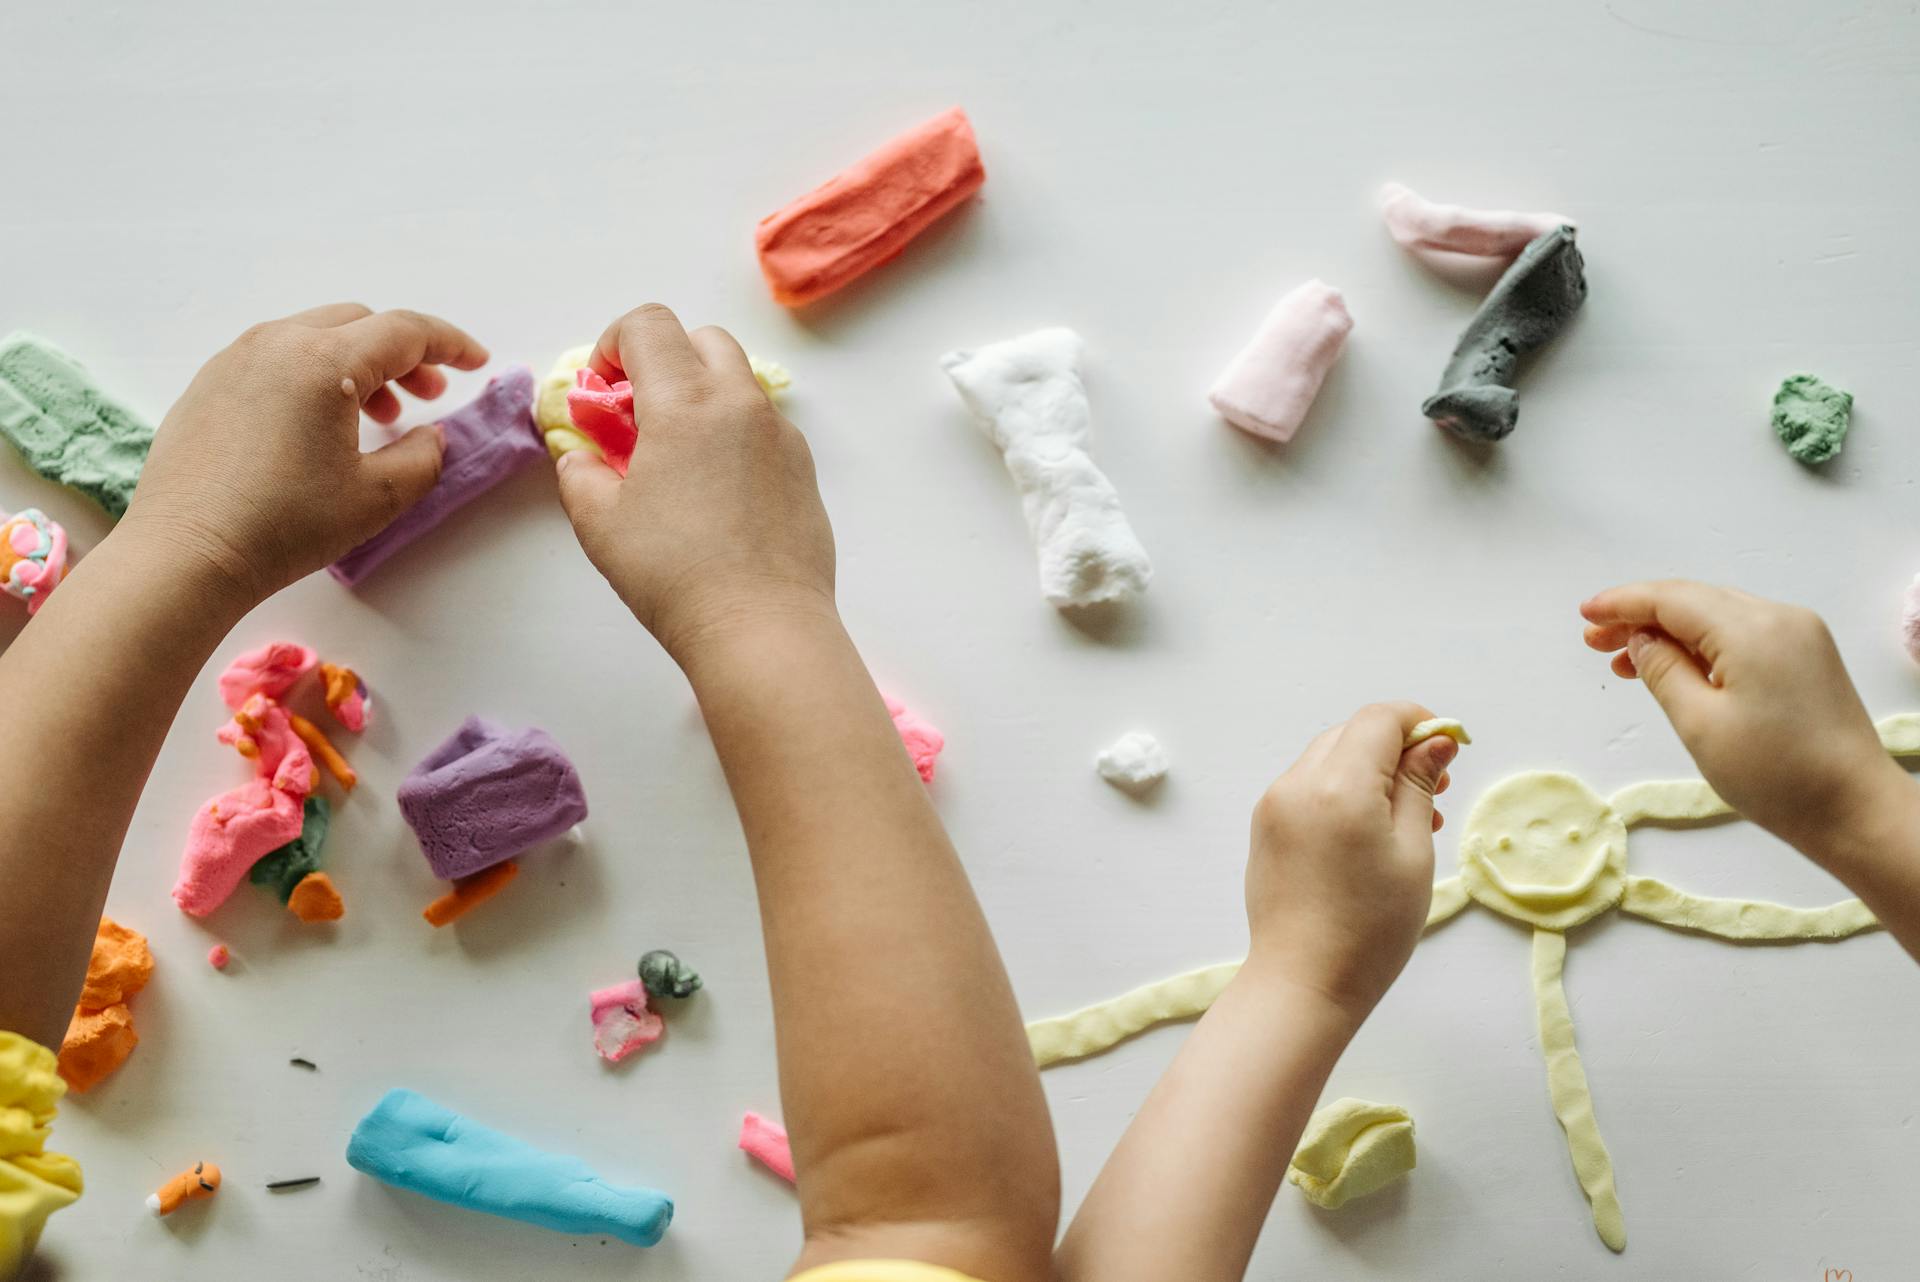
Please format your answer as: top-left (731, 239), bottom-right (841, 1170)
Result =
top-left (287, 872), bottom-right (345, 923)
top-left (423, 860), bottom-right (520, 928)
top-left (287, 711), bottom-right (356, 791)
top-left (148, 1161), bottom-right (221, 1215)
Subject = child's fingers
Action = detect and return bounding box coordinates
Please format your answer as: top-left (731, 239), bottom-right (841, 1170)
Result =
top-left (688, 325), bottom-right (754, 380)
top-left (396, 365), bottom-right (449, 401)
top-left (1583, 621), bottom-right (1635, 653)
top-left (356, 424), bottom-right (444, 528)
top-left (554, 447), bottom-right (623, 539)
top-left (592, 304), bottom-right (702, 399)
top-left (282, 301), bottom-right (372, 328)
top-left (1336, 701), bottom-right (1438, 778)
top-left (362, 385), bottom-right (403, 424)
top-left (1622, 628), bottom-right (1716, 730)
top-left (335, 310), bottom-right (489, 399)
top-left (1390, 734), bottom-right (1457, 844)
top-left (1580, 580), bottom-right (1738, 665)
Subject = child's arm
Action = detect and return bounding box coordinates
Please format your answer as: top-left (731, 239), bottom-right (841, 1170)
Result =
top-left (1055, 704), bottom-right (1457, 1282)
top-left (556, 306), bottom-right (1059, 1282)
top-left (1583, 580), bottom-right (1920, 959)
top-left (0, 305), bottom-right (485, 1046)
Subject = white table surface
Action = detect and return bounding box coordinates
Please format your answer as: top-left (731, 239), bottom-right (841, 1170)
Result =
top-left (6, 1), bottom-right (1919, 1277)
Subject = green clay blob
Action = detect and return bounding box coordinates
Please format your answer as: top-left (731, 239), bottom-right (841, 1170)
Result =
top-left (251, 796), bottom-right (332, 903)
top-left (1771, 373), bottom-right (1853, 465)
top-left (0, 333), bottom-right (154, 516)
top-left (638, 949), bottom-right (702, 1000)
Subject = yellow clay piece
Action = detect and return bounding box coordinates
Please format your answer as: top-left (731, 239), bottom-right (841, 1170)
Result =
top-left (1026, 962), bottom-right (1240, 1068)
top-left (1286, 1098), bottom-right (1416, 1209)
top-left (1458, 772), bottom-right (1625, 930)
top-left (1609, 779), bottom-right (1730, 827)
top-left (1620, 877), bottom-right (1877, 941)
top-left (1532, 930), bottom-right (1626, 1251)
top-left (1405, 717), bottom-right (1470, 748)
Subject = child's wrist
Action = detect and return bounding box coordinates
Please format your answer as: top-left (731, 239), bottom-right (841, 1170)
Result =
top-left (1234, 948), bottom-right (1372, 1043)
top-left (669, 582), bottom-right (845, 683)
top-left (1804, 761), bottom-right (1920, 883)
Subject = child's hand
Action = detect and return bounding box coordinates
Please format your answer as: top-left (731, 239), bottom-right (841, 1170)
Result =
top-left (1244, 703), bottom-right (1457, 1024)
top-left (1582, 580), bottom-right (1905, 862)
top-left (555, 305), bottom-right (836, 660)
top-left (129, 304), bottom-right (488, 600)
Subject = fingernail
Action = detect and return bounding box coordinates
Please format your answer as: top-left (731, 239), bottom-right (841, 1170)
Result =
top-left (1429, 735), bottom-right (1459, 773)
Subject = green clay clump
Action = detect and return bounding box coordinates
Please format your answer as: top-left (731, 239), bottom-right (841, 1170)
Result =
top-left (0, 333), bottom-right (154, 516)
top-left (1772, 373), bottom-right (1853, 465)
top-left (251, 796), bottom-right (332, 902)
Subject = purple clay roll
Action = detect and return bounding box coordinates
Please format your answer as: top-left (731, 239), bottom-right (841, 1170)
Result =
top-left (329, 365), bottom-right (543, 586)
top-left (398, 716), bottom-right (589, 880)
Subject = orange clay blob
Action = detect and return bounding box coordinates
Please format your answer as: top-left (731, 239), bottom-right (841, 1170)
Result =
top-left (423, 860), bottom-right (520, 927)
top-left (148, 1161), bottom-right (221, 1215)
top-left (754, 107), bottom-right (984, 307)
top-left (287, 712), bottom-right (356, 791)
top-left (58, 917), bottom-right (152, 1092)
top-left (287, 872), bottom-right (345, 923)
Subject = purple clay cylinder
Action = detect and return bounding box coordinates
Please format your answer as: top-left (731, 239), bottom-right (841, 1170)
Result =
top-left (329, 365), bottom-right (543, 586)
top-left (398, 716), bottom-right (589, 880)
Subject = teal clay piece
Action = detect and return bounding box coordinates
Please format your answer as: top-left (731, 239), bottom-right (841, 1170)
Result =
top-left (1771, 373), bottom-right (1852, 465)
top-left (0, 333), bottom-right (153, 516)
top-left (638, 949), bottom-right (702, 1000)
top-left (251, 796), bottom-right (332, 903)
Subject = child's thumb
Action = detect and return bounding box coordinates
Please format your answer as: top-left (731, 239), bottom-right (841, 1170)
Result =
top-left (358, 423), bottom-right (444, 528)
top-left (554, 447), bottom-right (621, 538)
top-left (1389, 734), bottom-right (1458, 841)
top-left (1626, 628), bottom-right (1711, 722)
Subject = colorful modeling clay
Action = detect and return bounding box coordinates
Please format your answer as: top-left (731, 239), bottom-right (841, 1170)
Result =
top-left (319, 662), bottom-right (371, 732)
top-left (329, 365), bottom-right (543, 586)
top-left (217, 641), bottom-right (317, 708)
top-left (288, 711), bottom-right (356, 791)
top-left (943, 328), bottom-right (1152, 609)
top-left (738, 1113), bottom-right (795, 1183)
top-left (1095, 731), bottom-right (1168, 794)
top-left (1287, 1098), bottom-right (1416, 1209)
top-left (1406, 717), bottom-right (1471, 748)
top-left (0, 333), bottom-right (153, 517)
top-left (174, 695), bottom-right (314, 917)
top-left (0, 508), bottom-right (68, 614)
top-left (755, 107), bottom-right (985, 308)
top-left (536, 345), bottom-right (596, 457)
top-left (590, 980), bottom-right (664, 1064)
top-left (1379, 182), bottom-right (1572, 259)
top-left (637, 950), bottom-right (702, 1001)
top-left (147, 1161), bottom-right (220, 1215)
top-left (287, 872), bottom-right (345, 923)
top-left (423, 861), bottom-right (521, 927)
top-left (1208, 280), bottom-right (1352, 443)
top-left (750, 356), bottom-right (792, 401)
top-left (0, 1031), bottom-right (84, 1272)
top-left (1771, 372), bottom-right (1852, 465)
top-left (57, 918), bottom-right (152, 1093)
top-left (345, 1088), bottom-right (673, 1246)
top-left (1422, 226), bottom-right (1587, 442)
top-left (206, 944), bottom-right (230, 970)
top-left (399, 717), bottom-right (589, 880)
top-left (884, 697), bottom-right (944, 783)
top-left (565, 370), bottom-right (637, 476)
top-left (248, 792), bottom-right (329, 902)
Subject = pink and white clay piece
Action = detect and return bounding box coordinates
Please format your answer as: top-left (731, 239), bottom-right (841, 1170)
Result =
top-left (1903, 574), bottom-right (1920, 663)
top-left (1208, 280), bottom-right (1353, 444)
top-left (0, 508), bottom-right (68, 614)
top-left (589, 979), bottom-right (664, 1063)
top-left (1379, 181), bottom-right (1572, 259)
top-left (738, 1112), bottom-right (795, 1183)
top-left (566, 370), bottom-right (637, 477)
top-left (173, 692), bottom-right (316, 917)
top-left (886, 697), bottom-right (945, 783)
top-left (207, 944), bottom-right (231, 970)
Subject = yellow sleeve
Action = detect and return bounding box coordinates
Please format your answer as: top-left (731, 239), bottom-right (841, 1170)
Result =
top-left (790, 1262), bottom-right (991, 1282)
top-left (0, 1031), bottom-right (83, 1276)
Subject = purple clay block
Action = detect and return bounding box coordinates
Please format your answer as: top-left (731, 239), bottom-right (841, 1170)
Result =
top-left (329, 365), bottom-right (543, 586)
top-left (398, 716), bottom-right (589, 880)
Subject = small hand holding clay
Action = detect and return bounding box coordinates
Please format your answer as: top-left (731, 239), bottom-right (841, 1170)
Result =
top-left (1244, 703), bottom-right (1456, 1022)
top-left (553, 305), bottom-right (835, 660)
top-left (1583, 584), bottom-right (1908, 850)
top-left (129, 304), bottom-right (489, 601)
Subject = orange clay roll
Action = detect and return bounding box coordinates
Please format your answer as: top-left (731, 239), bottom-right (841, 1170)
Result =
top-left (287, 712), bottom-right (356, 791)
top-left (423, 860), bottom-right (520, 927)
top-left (287, 872), bottom-right (345, 923)
top-left (754, 107), bottom-right (984, 307)
top-left (148, 1161), bottom-right (220, 1215)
